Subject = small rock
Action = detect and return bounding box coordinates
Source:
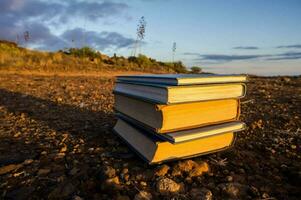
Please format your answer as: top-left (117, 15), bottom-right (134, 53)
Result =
top-left (102, 176), bottom-right (121, 190)
top-left (48, 182), bottom-right (76, 198)
top-left (0, 164), bottom-right (23, 175)
top-left (38, 168), bottom-right (51, 175)
top-left (189, 162), bottom-right (210, 177)
top-left (23, 159), bottom-right (34, 165)
top-left (60, 145), bottom-right (67, 153)
top-left (14, 132), bottom-right (21, 138)
top-left (116, 195), bottom-right (131, 200)
top-left (155, 165), bottom-right (170, 176)
top-left (218, 183), bottom-right (249, 199)
top-left (73, 195), bottom-right (84, 200)
top-left (101, 166), bottom-right (116, 178)
top-left (69, 167), bottom-right (80, 176)
top-left (124, 174), bottom-right (130, 181)
top-left (5, 186), bottom-right (35, 200)
top-left (134, 191), bottom-right (152, 200)
top-left (177, 160), bottom-right (198, 172)
top-left (140, 181), bottom-right (147, 186)
top-left (226, 175), bottom-right (233, 182)
top-left (156, 177), bottom-right (182, 195)
top-left (122, 168), bottom-right (129, 174)
top-left (55, 152), bottom-right (65, 159)
top-left (190, 188), bottom-right (213, 200)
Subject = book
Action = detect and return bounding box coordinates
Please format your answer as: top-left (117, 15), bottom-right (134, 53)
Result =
top-left (113, 119), bottom-right (237, 164)
top-left (114, 82), bottom-right (246, 104)
top-left (117, 112), bottom-right (245, 143)
top-left (115, 94), bottom-right (240, 133)
top-left (117, 74), bottom-right (247, 85)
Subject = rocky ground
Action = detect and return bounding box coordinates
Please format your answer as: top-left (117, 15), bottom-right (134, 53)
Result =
top-left (0, 73), bottom-right (300, 200)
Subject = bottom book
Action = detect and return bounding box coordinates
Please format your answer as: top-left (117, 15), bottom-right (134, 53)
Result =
top-left (113, 118), bottom-right (236, 164)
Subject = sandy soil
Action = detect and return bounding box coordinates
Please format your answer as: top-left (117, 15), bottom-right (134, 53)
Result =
top-left (0, 73), bottom-right (300, 200)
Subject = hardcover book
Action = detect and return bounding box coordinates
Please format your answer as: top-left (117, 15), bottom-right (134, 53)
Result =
top-left (117, 74), bottom-right (247, 85)
top-left (114, 82), bottom-right (246, 104)
top-left (115, 94), bottom-right (241, 133)
top-left (113, 118), bottom-right (238, 164)
top-left (117, 112), bottom-right (245, 143)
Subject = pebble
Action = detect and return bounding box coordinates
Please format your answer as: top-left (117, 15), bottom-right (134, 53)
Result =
top-left (190, 188), bottom-right (213, 200)
top-left (140, 181), bottom-right (147, 186)
top-left (134, 191), bottom-right (152, 200)
top-left (37, 168), bottom-right (51, 175)
top-left (155, 164), bottom-right (170, 177)
top-left (226, 175), bottom-right (233, 182)
top-left (189, 162), bottom-right (210, 177)
top-left (0, 164), bottom-right (23, 175)
top-left (48, 182), bottom-right (76, 198)
top-left (156, 177), bottom-right (182, 195)
top-left (101, 166), bottom-right (116, 178)
top-left (177, 160), bottom-right (198, 172)
top-left (218, 182), bottom-right (249, 199)
top-left (69, 167), bottom-right (80, 176)
top-left (103, 177), bottom-right (120, 188)
top-left (23, 159), bottom-right (34, 165)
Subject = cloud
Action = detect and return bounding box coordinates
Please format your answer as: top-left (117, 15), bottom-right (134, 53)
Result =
top-left (199, 54), bottom-right (265, 62)
top-left (184, 51), bottom-right (301, 63)
top-left (61, 28), bottom-right (135, 50)
top-left (276, 45), bottom-right (301, 49)
top-left (0, 0), bottom-right (133, 51)
top-left (65, 1), bottom-right (128, 21)
top-left (233, 46), bottom-right (259, 50)
top-left (267, 52), bottom-right (301, 60)
top-left (183, 52), bottom-right (200, 56)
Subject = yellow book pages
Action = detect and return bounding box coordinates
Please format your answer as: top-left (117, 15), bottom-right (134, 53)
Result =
top-left (152, 132), bottom-right (234, 163)
top-left (115, 94), bottom-right (240, 133)
top-left (114, 119), bottom-right (236, 164)
top-left (168, 84), bottom-right (244, 103)
top-left (160, 99), bottom-right (240, 132)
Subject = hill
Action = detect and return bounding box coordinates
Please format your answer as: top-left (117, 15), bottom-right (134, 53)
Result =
top-left (0, 40), bottom-right (187, 74)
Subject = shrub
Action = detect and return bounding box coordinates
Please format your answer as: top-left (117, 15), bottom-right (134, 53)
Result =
top-left (190, 66), bottom-right (202, 73)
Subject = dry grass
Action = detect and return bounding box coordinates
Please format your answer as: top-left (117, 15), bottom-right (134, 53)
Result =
top-left (0, 40), bottom-right (184, 74)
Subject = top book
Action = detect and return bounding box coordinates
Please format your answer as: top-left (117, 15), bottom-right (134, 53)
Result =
top-left (117, 74), bottom-right (247, 85)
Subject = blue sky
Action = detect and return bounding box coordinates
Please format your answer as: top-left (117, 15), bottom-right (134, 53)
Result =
top-left (1, 0), bottom-right (301, 75)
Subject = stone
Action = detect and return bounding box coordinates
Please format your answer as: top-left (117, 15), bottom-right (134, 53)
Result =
top-left (69, 167), bottom-right (80, 176)
top-left (5, 186), bottom-right (35, 200)
top-left (116, 195), bottom-right (131, 200)
top-left (38, 168), bottom-right (51, 175)
top-left (140, 181), bottom-right (147, 186)
top-left (73, 195), bottom-right (84, 200)
top-left (60, 145), bottom-right (68, 153)
top-left (23, 159), bottom-right (34, 165)
top-left (48, 182), bottom-right (76, 199)
top-left (177, 160), bottom-right (198, 172)
top-left (155, 164), bottom-right (170, 177)
top-left (134, 191), bottom-right (152, 200)
top-left (0, 164), bottom-right (23, 175)
top-left (122, 168), bottom-right (129, 174)
top-left (226, 175), bottom-right (233, 182)
top-left (103, 177), bottom-right (120, 188)
top-left (156, 177), bottom-right (182, 195)
top-left (190, 188), bottom-right (213, 200)
top-left (189, 162), bottom-right (210, 177)
top-left (101, 166), bottom-right (116, 178)
top-left (218, 183), bottom-right (249, 199)
top-left (171, 167), bottom-right (182, 177)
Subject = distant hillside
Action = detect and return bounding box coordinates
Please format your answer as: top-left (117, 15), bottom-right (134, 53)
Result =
top-left (0, 40), bottom-right (187, 73)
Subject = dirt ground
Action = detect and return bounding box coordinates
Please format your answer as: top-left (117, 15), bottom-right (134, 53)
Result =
top-left (0, 73), bottom-right (300, 200)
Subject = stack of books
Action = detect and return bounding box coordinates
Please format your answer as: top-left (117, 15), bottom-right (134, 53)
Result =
top-left (113, 74), bottom-right (247, 164)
